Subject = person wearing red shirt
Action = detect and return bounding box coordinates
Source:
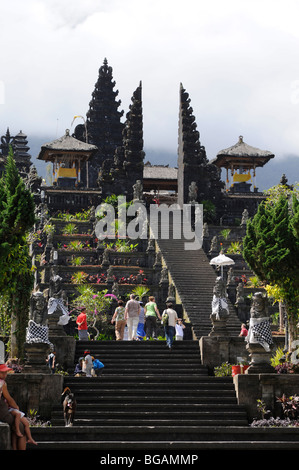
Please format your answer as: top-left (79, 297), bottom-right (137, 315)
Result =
top-left (239, 323), bottom-right (248, 337)
top-left (76, 307), bottom-right (88, 340)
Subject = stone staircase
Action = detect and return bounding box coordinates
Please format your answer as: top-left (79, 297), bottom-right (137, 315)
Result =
top-left (30, 340), bottom-right (299, 450)
top-left (152, 209), bottom-right (242, 338)
top-left (30, 340), bottom-right (254, 449)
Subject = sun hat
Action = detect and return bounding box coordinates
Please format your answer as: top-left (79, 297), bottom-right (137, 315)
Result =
top-left (0, 364), bottom-right (13, 372)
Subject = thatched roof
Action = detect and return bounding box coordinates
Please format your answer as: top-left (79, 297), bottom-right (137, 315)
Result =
top-left (211, 136), bottom-right (274, 168)
top-left (38, 129), bottom-right (98, 161)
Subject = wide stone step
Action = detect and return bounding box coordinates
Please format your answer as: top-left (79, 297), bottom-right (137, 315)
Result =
top-left (53, 401), bottom-right (244, 411)
top-left (75, 342), bottom-right (202, 356)
top-left (62, 387), bottom-right (236, 396)
top-left (51, 416), bottom-right (248, 427)
top-left (31, 426), bottom-right (299, 449)
top-left (87, 367), bottom-right (207, 375)
top-left (83, 356), bottom-right (201, 364)
top-left (66, 377), bottom-right (243, 389)
top-left (63, 380), bottom-right (237, 394)
top-left (50, 403), bottom-right (248, 426)
top-left (53, 397), bottom-right (239, 409)
top-left (51, 407), bottom-right (247, 418)
top-left (28, 439), bottom-right (299, 451)
top-left (75, 340), bottom-right (200, 348)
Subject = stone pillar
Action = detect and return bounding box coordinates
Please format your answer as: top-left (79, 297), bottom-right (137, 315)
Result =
top-left (24, 342), bottom-right (51, 373)
top-left (200, 336), bottom-right (230, 369)
top-left (48, 312), bottom-right (76, 371)
top-left (245, 342), bottom-right (274, 374)
top-left (209, 316), bottom-right (229, 337)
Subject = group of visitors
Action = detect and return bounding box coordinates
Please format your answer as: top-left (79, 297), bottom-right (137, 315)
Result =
top-left (74, 350), bottom-right (104, 377)
top-left (111, 294), bottom-right (185, 348)
top-left (75, 294), bottom-right (185, 348)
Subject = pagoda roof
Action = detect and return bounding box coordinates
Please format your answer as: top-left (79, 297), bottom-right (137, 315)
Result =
top-left (211, 136), bottom-right (275, 168)
top-left (38, 129), bottom-right (98, 162)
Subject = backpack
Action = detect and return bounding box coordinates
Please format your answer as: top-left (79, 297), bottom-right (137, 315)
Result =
top-left (93, 359), bottom-right (104, 369)
top-left (161, 310), bottom-right (169, 326)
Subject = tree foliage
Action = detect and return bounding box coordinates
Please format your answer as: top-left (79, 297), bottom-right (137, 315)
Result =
top-left (0, 148), bottom-right (36, 358)
top-left (243, 184), bottom-right (299, 343)
top-left (0, 148), bottom-right (35, 257)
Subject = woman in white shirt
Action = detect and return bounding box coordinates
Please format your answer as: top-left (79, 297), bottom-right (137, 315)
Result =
top-left (162, 302), bottom-right (178, 349)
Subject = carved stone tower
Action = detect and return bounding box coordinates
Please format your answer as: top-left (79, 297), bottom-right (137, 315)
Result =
top-left (177, 83), bottom-right (223, 214)
top-left (99, 82), bottom-right (145, 199)
top-left (73, 58), bottom-right (125, 188)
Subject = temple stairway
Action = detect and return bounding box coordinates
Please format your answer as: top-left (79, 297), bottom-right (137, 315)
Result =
top-left (30, 340), bottom-right (251, 449)
top-left (152, 208), bottom-right (242, 338)
top-left (30, 340), bottom-right (299, 450)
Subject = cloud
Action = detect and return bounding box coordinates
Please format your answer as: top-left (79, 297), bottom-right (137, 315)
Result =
top-left (0, 0), bottom-right (299, 167)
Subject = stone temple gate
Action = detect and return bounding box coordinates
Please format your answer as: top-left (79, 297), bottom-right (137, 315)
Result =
top-left (1, 58), bottom-right (277, 222)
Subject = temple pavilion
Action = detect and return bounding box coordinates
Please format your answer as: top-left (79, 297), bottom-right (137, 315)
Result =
top-left (211, 135), bottom-right (275, 193)
top-left (37, 129), bottom-right (98, 188)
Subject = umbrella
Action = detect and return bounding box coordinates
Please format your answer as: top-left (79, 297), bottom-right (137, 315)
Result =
top-left (210, 252), bottom-right (235, 278)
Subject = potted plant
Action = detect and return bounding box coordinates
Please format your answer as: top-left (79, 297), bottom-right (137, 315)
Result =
top-left (232, 361), bottom-right (249, 376)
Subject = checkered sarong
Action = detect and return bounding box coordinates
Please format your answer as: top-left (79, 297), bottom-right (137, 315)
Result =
top-left (252, 320), bottom-right (273, 345)
top-left (246, 317), bottom-right (273, 351)
top-left (26, 320), bottom-right (53, 346)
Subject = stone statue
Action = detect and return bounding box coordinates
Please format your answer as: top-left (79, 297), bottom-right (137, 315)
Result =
top-left (112, 281), bottom-right (120, 299)
top-left (48, 274), bottom-right (70, 327)
top-left (245, 292), bottom-right (274, 373)
top-left (203, 223), bottom-right (209, 238)
top-left (153, 251), bottom-right (162, 268)
top-left (280, 173), bottom-right (292, 188)
top-left (102, 248), bottom-right (110, 266)
top-left (246, 292), bottom-right (273, 352)
top-left (235, 282), bottom-right (245, 304)
top-left (29, 290), bottom-right (48, 325)
top-left (26, 290), bottom-right (53, 350)
top-left (168, 283), bottom-right (176, 299)
top-left (241, 208), bottom-right (249, 226)
top-left (159, 267), bottom-right (169, 285)
top-left (188, 181), bottom-right (198, 203)
top-left (146, 238), bottom-right (155, 252)
top-left (26, 165), bottom-right (42, 195)
top-left (133, 180), bottom-right (143, 201)
top-left (250, 291), bottom-right (269, 319)
top-left (107, 266), bottom-right (114, 282)
top-left (49, 274), bottom-right (67, 302)
top-left (226, 267), bottom-right (235, 286)
top-left (211, 276), bottom-right (229, 320)
top-left (209, 235), bottom-right (218, 253)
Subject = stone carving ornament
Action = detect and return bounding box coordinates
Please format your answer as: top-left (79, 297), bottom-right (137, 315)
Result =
top-left (29, 290), bottom-right (48, 325)
top-left (211, 276), bottom-right (229, 320)
top-left (48, 274), bottom-right (70, 326)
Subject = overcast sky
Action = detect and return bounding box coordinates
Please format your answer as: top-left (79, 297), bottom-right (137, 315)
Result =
top-left (1, 0), bottom-right (299, 174)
